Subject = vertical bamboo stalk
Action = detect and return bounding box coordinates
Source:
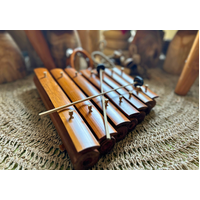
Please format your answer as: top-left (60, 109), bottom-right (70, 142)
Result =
top-left (175, 32), bottom-right (199, 96)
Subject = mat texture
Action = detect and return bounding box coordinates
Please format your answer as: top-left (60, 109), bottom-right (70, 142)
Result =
top-left (0, 68), bottom-right (199, 170)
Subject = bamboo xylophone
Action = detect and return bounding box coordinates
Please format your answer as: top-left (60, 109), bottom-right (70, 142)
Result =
top-left (34, 65), bottom-right (158, 170)
top-left (34, 48), bottom-right (159, 170)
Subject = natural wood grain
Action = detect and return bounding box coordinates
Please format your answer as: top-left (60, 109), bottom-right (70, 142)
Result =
top-left (0, 31), bottom-right (26, 84)
top-left (34, 68), bottom-right (100, 153)
top-left (51, 68), bottom-right (117, 153)
top-left (65, 68), bottom-right (133, 141)
top-left (175, 32), bottom-right (199, 96)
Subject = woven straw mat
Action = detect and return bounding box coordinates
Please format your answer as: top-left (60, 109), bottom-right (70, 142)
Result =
top-left (0, 68), bottom-right (199, 170)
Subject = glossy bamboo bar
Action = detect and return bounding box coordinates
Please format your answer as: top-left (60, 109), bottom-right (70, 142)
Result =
top-left (51, 69), bottom-right (119, 150)
top-left (34, 68), bottom-right (100, 170)
top-left (112, 67), bottom-right (159, 99)
top-left (65, 68), bottom-right (134, 141)
top-left (91, 69), bottom-right (148, 113)
top-left (104, 68), bottom-right (156, 113)
top-left (80, 69), bottom-right (146, 124)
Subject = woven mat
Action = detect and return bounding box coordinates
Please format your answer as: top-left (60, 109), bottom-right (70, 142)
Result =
top-left (0, 68), bottom-right (199, 170)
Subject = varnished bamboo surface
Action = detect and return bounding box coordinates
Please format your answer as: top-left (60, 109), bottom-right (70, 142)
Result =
top-left (112, 67), bottom-right (159, 99)
top-left (65, 68), bottom-right (133, 141)
top-left (50, 68), bottom-right (117, 153)
top-left (98, 71), bottom-right (148, 111)
top-left (34, 76), bottom-right (99, 170)
top-left (34, 68), bottom-right (99, 152)
top-left (103, 68), bottom-right (156, 113)
top-left (80, 69), bottom-right (146, 124)
top-left (34, 68), bottom-right (100, 169)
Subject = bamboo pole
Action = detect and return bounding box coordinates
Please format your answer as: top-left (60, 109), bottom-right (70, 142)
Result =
top-left (175, 32), bottom-right (199, 96)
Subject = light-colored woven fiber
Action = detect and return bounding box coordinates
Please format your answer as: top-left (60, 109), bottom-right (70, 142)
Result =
top-left (0, 68), bottom-right (199, 170)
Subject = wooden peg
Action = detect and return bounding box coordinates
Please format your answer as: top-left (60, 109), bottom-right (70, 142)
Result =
top-left (129, 90), bottom-right (132, 99)
top-left (90, 70), bottom-right (94, 77)
top-left (145, 84), bottom-right (148, 92)
top-left (136, 86), bottom-right (141, 95)
top-left (75, 71), bottom-right (78, 77)
top-left (69, 110), bottom-right (74, 119)
top-left (105, 99), bottom-right (109, 107)
top-left (60, 72), bottom-right (63, 77)
top-left (111, 69), bottom-right (114, 76)
top-left (43, 71), bottom-right (47, 77)
top-left (121, 67), bottom-right (124, 76)
top-left (88, 104), bottom-right (92, 113)
top-left (119, 95), bottom-right (123, 103)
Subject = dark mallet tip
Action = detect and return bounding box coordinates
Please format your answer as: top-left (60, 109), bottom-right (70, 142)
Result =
top-left (97, 64), bottom-right (105, 74)
top-left (134, 76), bottom-right (144, 87)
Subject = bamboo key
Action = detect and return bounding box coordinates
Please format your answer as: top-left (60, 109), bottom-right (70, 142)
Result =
top-left (39, 73), bottom-right (144, 117)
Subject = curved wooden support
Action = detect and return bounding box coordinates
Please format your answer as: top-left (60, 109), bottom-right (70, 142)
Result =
top-left (70, 47), bottom-right (94, 69)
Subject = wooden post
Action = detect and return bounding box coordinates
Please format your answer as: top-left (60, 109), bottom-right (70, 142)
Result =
top-left (175, 32), bottom-right (199, 96)
top-left (25, 30), bottom-right (56, 70)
